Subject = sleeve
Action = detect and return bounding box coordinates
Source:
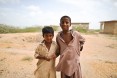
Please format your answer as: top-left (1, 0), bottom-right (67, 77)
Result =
top-left (79, 34), bottom-right (85, 45)
top-left (34, 45), bottom-right (48, 59)
top-left (76, 31), bottom-right (85, 51)
top-left (79, 34), bottom-right (85, 51)
top-left (55, 45), bottom-right (60, 57)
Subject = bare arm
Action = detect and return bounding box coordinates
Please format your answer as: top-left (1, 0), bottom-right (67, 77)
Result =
top-left (55, 36), bottom-right (60, 57)
top-left (76, 31), bottom-right (85, 51)
top-left (79, 34), bottom-right (85, 51)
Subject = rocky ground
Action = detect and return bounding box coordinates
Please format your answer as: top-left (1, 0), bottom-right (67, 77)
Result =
top-left (0, 32), bottom-right (117, 78)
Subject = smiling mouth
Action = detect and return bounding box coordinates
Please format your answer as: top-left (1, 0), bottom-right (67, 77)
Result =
top-left (63, 27), bottom-right (68, 29)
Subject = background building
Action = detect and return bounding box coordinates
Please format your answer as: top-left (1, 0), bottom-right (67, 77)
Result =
top-left (100, 20), bottom-right (117, 34)
top-left (71, 22), bottom-right (89, 31)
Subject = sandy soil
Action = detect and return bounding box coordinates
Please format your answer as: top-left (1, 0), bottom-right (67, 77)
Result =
top-left (0, 32), bottom-right (117, 78)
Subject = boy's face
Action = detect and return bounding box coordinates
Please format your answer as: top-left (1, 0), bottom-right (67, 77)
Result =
top-left (43, 33), bottom-right (54, 43)
top-left (60, 17), bottom-right (71, 31)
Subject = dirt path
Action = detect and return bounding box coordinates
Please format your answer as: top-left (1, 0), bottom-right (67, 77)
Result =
top-left (0, 32), bottom-right (117, 78)
top-left (81, 34), bottom-right (117, 78)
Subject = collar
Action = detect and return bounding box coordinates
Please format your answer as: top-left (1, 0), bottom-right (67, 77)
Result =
top-left (40, 40), bottom-right (55, 46)
top-left (58, 29), bottom-right (75, 37)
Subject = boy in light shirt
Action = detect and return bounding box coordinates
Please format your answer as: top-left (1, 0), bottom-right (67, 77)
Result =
top-left (34, 26), bottom-right (57, 78)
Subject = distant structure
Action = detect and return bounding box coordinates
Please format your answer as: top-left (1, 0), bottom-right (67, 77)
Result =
top-left (48, 22), bottom-right (89, 31)
top-left (100, 20), bottom-right (117, 34)
top-left (71, 22), bottom-right (89, 30)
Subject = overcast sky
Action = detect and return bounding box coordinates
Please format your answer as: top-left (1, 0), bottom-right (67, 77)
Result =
top-left (0, 0), bottom-right (117, 29)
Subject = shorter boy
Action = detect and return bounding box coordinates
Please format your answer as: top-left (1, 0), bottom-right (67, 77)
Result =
top-left (34, 26), bottom-right (57, 78)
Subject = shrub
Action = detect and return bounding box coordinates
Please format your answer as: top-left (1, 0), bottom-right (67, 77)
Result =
top-left (0, 24), bottom-right (20, 33)
top-left (75, 26), bottom-right (87, 33)
top-left (0, 24), bottom-right (42, 33)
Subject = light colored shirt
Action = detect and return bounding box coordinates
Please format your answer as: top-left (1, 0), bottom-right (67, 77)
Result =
top-left (56, 30), bottom-right (85, 76)
top-left (34, 41), bottom-right (57, 78)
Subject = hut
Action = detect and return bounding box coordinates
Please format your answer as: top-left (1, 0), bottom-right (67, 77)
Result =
top-left (100, 20), bottom-right (117, 34)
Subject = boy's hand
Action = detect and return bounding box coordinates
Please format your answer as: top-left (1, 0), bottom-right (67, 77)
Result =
top-left (45, 57), bottom-right (51, 61)
top-left (36, 56), bottom-right (45, 59)
top-left (49, 53), bottom-right (56, 59)
top-left (37, 53), bottom-right (56, 61)
top-left (37, 56), bottom-right (50, 61)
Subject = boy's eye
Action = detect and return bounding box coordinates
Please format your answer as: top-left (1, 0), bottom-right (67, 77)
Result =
top-left (44, 34), bottom-right (53, 37)
top-left (61, 21), bottom-right (69, 24)
top-left (66, 22), bottom-right (69, 24)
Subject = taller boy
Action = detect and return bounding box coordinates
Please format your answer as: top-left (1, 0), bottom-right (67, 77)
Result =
top-left (56, 15), bottom-right (85, 78)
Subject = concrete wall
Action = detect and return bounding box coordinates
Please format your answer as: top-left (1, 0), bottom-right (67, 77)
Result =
top-left (103, 22), bottom-right (114, 34)
top-left (100, 21), bottom-right (117, 34)
top-left (72, 23), bottom-right (89, 30)
top-left (113, 22), bottom-right (117, 34)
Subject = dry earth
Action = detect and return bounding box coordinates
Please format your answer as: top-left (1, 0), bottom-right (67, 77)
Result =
top-left (0, 32), bottom-right (117, 78)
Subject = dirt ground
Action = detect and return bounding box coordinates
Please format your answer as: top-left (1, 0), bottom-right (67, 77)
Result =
top-left (0, 32), bottom-right (117, 78)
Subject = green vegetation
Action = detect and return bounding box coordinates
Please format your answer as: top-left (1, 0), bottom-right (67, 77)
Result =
top-left (0, 24), bottom-right (101, 34)
top-left (74, 26), bottom-right (100, 34)
top-left (75, 26), bottom-right (87, 33)
top-left (51, 25), bottom-right (59, 31)
top-left (44, 25), bottom-right (59, 31)
top-left (86, 29), bottom-right (100, 34)
top-left (0, 24), bottom-right (19, 33)
top-left (0, 24), bottom-right (42, 33)
top-left (21, 26), bottom-right (42, 32)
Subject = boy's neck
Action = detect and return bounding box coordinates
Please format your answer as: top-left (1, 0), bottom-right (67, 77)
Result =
top-left (62, 30), bottom-right (70, 34)
top-left (45, 41), bottom-right (52, 45)
top-left (44, 41), bottom-right (52, 51)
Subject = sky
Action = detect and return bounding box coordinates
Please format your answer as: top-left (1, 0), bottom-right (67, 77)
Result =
top-left (0, 0), bottom-right (117, 29)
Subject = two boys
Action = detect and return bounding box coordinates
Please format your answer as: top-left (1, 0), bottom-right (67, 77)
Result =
top-left (34, 15), bottom-right (85, 78)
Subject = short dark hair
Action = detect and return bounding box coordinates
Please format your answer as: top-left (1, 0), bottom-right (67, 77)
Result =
top-left (60, 15), bottom-right (71, 23)
top-left (42, 26), bottom-right (54, 37)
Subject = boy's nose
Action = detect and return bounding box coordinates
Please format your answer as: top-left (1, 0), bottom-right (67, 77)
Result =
top-left (63, 22), bottom-right (66, 25)
top-left (63, 23), bottom-right (67, 26)
top-left (47, 36), bottom-right (51, 39)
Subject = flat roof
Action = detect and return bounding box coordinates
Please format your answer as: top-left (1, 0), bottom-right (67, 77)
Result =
top-left (100, 20), bottom-right (117, 23)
